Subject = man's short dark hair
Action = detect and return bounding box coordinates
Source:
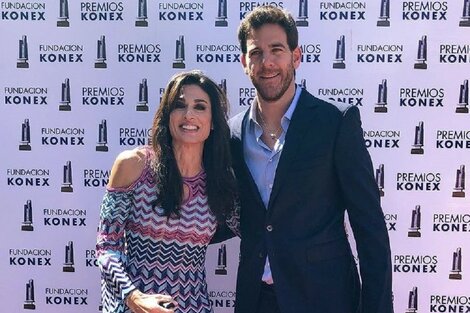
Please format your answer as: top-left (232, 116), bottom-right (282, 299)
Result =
top-left (238, 5), bottom-right (299, 54)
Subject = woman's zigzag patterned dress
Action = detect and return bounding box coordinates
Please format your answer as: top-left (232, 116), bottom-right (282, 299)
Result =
top-left (97, 148), bottom-right (216, 313)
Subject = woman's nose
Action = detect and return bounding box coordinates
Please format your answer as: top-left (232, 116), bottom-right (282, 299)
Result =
top-left (184, 107), bottom-right (195, 118)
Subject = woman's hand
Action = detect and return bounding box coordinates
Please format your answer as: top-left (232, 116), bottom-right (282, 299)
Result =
top-left (126, 289), bottom-right (178, 313)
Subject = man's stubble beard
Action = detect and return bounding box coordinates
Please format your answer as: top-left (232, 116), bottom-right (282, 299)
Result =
top-left (251, 62), bottom-right (295, 103)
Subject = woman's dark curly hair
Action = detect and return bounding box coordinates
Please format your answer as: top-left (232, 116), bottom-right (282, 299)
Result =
top-left (151, 70), bottom-right (237, 223)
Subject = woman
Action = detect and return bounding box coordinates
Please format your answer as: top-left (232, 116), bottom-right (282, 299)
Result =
top-left (97, 70), bottom-right (237, 313)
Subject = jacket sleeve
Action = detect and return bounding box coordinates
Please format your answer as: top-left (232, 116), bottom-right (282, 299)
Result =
top-left (96, 190), bottom-right (137, 304)
top-left (334, 105), bottom-right (394, 313)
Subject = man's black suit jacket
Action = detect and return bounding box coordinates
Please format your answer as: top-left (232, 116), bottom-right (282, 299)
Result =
top-left (229, 89), bottom-right (393, 313)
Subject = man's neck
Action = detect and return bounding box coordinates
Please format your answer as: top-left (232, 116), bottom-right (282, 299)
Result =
top-left (257, 83), bottom-right (296, 124)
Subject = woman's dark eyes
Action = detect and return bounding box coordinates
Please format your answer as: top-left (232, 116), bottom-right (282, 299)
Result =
top-left (194, 103), bottom-right (206, 111)
top-left (174, 101), bottom-right (185, 109)
top-left (173, 102), bottom-right (206, 111)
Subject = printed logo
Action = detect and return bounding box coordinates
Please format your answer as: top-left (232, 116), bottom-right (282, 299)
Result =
top-left (173, 35), bottom-right (185, 68)
top-left (317, 87), bottom-right (363, 106)
top-left (39, 43), bottom-right (84, 63)
top-left (45, 287), bottom-right (88, 305)
top-left (95, 35), bottom-right (107, 68)
top-left (4, 86), bottom-right (47, 106)
top-left (239, 1), bottom-right (284, 20)
top-left (59, 78), bottom-right (71, 111)
top-left (377, 0), bottom-right (390, 26)
top-left (433, 213), bottom-right (470, 232)
top-left (439, 43), bottom-right (470, 64)
top-left (208, 290), bottom-right (236, 308)
top-left (414, 35), bottom-right (427, 69)
top-left (397, 172), bottom-right (441, 191)
top-left (449, 248), bottom-right (462, 280)
top-left (21, 200), bottom-right (34, 231)
top-left (406, 287), bottom-right (418, 313)
top-left (17, 35), bottom-right (29, 68)
top-left (7, 168), bottom-right (50, 187)
top-left (82, 85), bottom-right (125, 106)
top-left (63, 241), bottom-right (75, 272)
top-left (41, 127), bottom-right (85, 147)
top-left (384, 213), bottom-right (397, 231)
top-left (24, 279), bottom-right (36, 309)
top-left (296, 0), bottom-right (308, 26)
top-left (96, 119), bottom-right (108, 152)
top-left (10, 248), bottom-right (52, 266)
top-left (319, 1), bottom-right (366, 21)
top-left (402, 1), bottom-right (447, 21)
top-left (80, 1), bottom-right (124, 21)
top-left (118, 42), bottom-right (161, 63)
top-left (218, 79), bottom-right (227, 97)
top-left (430, 294), bottom-right (470, 312)
top-left (19, 118), bottom-right (32, 151)
top-left (460, 0), bottom-right (470, 27)
top-left (119, 128), bottom-right (151, 146)
top-left (57, 0), bottom-right (69, 27)
top-left (195, 42), bottom-right (240, 63)
top-left (61, 161), bottom-right (73, 192)
top-left (394, 254), bottom-right (438, 273)
top-left (43, 208), bottom-right (87, 227)
top-left (364, 130), bottom-right (400, 149)
top-left (136, 79), bottom-right (149, 111)
top-left (157, 1), bottom-right (204, 21)
top-left (136, 0), bottom-right (148, 26)
top-left (456, 79), bottom-right (469, 113)
top-left (452, 165), bottom-right (465, 197)
top-left (83, 169), bottom-right (110, 187)
top-left (375, 164), bottom-right (385, 196)
top-left (300, 43), bottom-right (321, 63)
top-left (400, 87), bottom-right (444, 109)
top-left (85, 249), bottom-right (98, 267)
top-left (375, 79), bottom-right (388, 112)
top-left (411, 122), bottom-right (424, 154)
top-left (215, 0), bottom-right (228, 26)
top-left (333, 35), bottom-right (346, 69)
top-left (215, 244), bottom-right (227, 275)
top-left (238, 86), bottom-right (255, 106)
top-left (357, 44), bottom-right (403, 63)
top-left (408, 205), bottom-right (421, 237)
top-left (436, 129), bottom-right (470, 149)
top-left (1, 1), bottom-right (46, 21)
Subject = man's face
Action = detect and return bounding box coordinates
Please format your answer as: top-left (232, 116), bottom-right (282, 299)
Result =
top-left (241, 23), bottom-right (301, 103)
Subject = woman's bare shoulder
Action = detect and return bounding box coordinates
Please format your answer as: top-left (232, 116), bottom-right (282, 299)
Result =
top-left (107, 148), bottom-right (149, 189)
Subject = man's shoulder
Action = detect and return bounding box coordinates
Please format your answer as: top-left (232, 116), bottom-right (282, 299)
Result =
top-left (300, 89), bottom-right (356, 117)
top-left (228, 109), bottom-right (249, 137)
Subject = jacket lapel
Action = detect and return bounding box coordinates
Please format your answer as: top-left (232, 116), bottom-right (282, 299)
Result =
top-left (267, 90), bottom-right (319, 212)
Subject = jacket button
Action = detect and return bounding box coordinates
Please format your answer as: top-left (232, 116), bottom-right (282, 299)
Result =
top-left (258, 252), bottom-right (264, 258)
top-left (266, 225), bottom-right (273, 232)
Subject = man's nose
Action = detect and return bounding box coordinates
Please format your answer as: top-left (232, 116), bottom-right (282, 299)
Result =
top-left (262, 53), bottom-right (275, 66)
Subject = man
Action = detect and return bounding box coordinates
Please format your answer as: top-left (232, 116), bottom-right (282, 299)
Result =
top-left (229, 5), bottom-right (393, 313)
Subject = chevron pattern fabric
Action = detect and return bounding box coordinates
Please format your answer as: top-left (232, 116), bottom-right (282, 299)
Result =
top-left (97, 148), bottom-right (217, 313)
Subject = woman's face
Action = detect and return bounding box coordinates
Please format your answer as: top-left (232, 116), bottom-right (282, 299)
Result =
top-left (169, 84), bottom-right (213, 148)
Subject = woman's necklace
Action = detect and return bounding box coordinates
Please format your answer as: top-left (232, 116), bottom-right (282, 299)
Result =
top-left (257, 109), bottom-right (283, 140)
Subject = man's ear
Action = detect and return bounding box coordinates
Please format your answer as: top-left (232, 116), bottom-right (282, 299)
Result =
top-left (241, 54), bottom-right (248, 74)
top-left (293, 46), bottom-right (301, 69)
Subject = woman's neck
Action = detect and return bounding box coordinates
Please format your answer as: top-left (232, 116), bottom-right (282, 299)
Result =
top-left (172, 143), bottom-right (204, 177)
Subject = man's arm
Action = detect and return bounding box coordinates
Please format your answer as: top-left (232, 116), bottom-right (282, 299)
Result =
top-left (334, 105), bottom-right (394, 313)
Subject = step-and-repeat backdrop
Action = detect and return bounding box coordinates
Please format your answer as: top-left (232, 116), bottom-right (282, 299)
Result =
top-left (1, 0), bottom-right (469, 312)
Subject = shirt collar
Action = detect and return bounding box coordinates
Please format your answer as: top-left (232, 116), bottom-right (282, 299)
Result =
top-left (248, 84), bottom-right (302, 125)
